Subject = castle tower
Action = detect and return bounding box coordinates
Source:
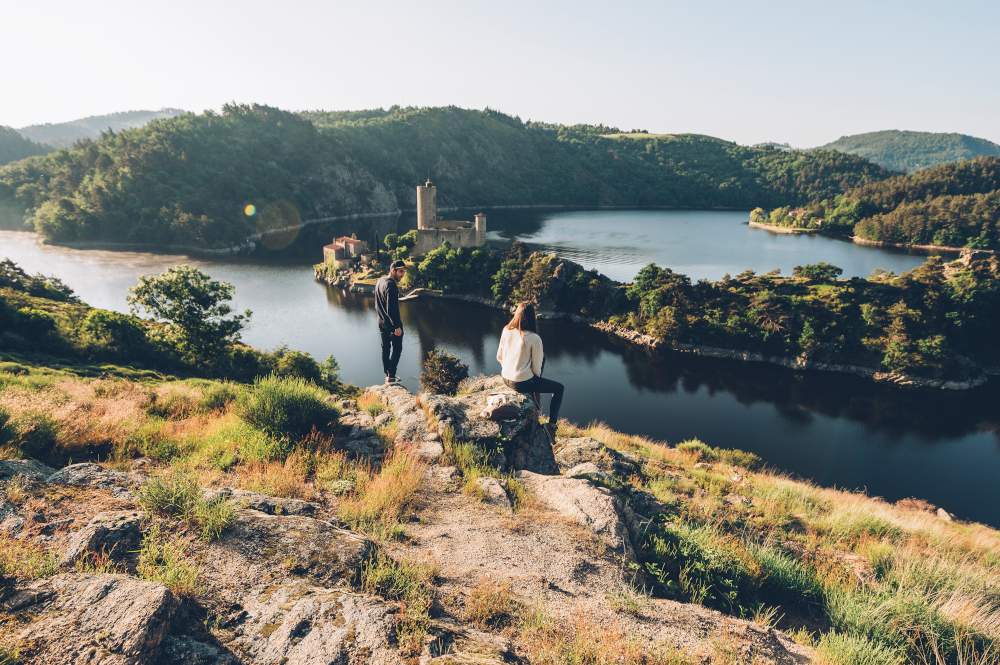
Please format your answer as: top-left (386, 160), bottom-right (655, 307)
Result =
top-left (417, 179), bottom-right (436, 230)
top-left (474, 213), bottom-right (487, 245)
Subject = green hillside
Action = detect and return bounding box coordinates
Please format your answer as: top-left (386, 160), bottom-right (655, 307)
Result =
top-left (820, 130), bottom-right (1000, 173)
top-left (0, 126), bottom-right (54, 166)
top-left (760, 157), bottom-right (1000, 249)
top-left (0, 104), bottom-right (892, 249)
top-left (16, 108), bottom-right (188, 148)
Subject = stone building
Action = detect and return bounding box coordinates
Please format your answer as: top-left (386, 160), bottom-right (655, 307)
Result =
top-left (412, 180), bottom-right (486, 256)
top-left (323, 236), bottom-right (368, 270)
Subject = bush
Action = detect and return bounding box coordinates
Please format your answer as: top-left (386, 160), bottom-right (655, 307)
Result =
top-left (793, 262), bottom-right (844, 281)
top-left (135, 470), bottom-right (235, 541)
top-left (0, 407), bottom-right (15, 450)
top-left (236, 374), bottom-right (340, 441)
top-left (420, 348), bottom-right (469, 396)
top-left (198, 381), bottom-right (245, 413)
top-left (13, 411), bottom-right (58, 459)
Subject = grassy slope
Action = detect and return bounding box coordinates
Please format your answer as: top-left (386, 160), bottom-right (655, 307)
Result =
top-left (2, 362), bottom-right (998, 664)
top-left (821, 130), bottom-right (1000, 173)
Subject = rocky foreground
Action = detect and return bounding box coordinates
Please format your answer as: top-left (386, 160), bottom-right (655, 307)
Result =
top-left (0, 379), bottom-right (812, 665)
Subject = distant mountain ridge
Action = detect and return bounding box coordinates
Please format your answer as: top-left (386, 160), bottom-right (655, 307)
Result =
top-left (0, 126), bottom-right (54, 166)
top-left (16, 108), bottom-right (188, 148)
top-left (820, 130), bottom-right (1000, 173)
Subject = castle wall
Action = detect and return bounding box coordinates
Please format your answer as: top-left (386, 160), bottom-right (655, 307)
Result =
top-left (413, 227), bottom-right (482, 257)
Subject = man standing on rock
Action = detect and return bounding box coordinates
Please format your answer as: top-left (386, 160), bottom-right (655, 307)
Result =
top-left (376, 260), bottom-right (407, 384)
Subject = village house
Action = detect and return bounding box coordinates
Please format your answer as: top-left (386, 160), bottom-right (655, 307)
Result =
top-left (323, 236), bottom-right (368, 270)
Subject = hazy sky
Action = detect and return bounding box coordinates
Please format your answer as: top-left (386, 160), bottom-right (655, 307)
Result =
top-left (4, 0), bottom-right (998, 147)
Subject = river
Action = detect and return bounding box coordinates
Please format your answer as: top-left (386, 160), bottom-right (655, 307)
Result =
top-left (3, 209), bottom-right (998, 526)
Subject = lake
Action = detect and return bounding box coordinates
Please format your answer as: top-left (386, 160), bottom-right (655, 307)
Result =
top-left (3, 209), bottom-right (998, 526)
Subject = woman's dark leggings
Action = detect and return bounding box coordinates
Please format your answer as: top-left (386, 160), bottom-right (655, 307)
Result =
top-left (505, 375), bottom-right (564, 423)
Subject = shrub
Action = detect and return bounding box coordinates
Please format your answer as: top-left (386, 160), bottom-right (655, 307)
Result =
top-left (420, 348), bottom-right (469, 396)
top-left (13, 411), bottom-right (58, 459)
top-left (0, 407), bottom-right (15, 450)
top-left (198, 381), bottom-right (245, 413)
top-left (236, 374), bottom-right (339, 441)
top-left (136, 470), bottom-right (235, 541)
top-left (338, 449), bottom-right (423, 540)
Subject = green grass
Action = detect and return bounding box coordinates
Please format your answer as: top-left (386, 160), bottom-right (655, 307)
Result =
top-left (135, 470), bottom-right (236, 541)
top-left (136, 524), bottom-right (203, 599)
top-left (235, 374), bottom-right (340, 441)
top-left (356, 549), bottom-right (436, 654)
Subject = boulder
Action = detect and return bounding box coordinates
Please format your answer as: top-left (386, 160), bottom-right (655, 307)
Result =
top-left (475, 477), bottom-right (511, 513)
top-left (158, 636), bottom-right (240, 665)
top-left (420, 387), bottom-right (559, 475)
top-left (937, 507), bottom-right (955, 522)
top-left (200, 510), bottom-right (372, 595)
top-left (60, 510), bottom-right (144, 565)
top-left (418, 439), bottom-right (445, 463)
top-left (0, 458), bottom-right (56, 482)
top-left (13, 573), bottom-right (178, 665)
top-left (227, 489), bottom-right (317, 517)
top-left (47, 463), bottom-right (141, 500)
top-left (514, 470), bottom-right (635, 559)
top-left (553, 437), bottom-right (641, 478)
top-left (564, 462), bottom-right (613, 483)
top-left (226, 582), bottom-right (399, 665)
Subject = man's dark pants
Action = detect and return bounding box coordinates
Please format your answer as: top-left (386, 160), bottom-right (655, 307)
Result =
top-left (379, 325), bottom-right (403, 378)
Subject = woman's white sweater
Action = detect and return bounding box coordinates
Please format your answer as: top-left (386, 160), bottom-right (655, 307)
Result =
top-left (496, 327), bottom-right (543, 382)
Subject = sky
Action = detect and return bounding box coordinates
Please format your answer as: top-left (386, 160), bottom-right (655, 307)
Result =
top-left (3, 0), bottom-right (999, 147)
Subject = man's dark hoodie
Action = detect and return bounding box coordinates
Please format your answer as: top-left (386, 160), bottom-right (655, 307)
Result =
top-left (375, 275), bottom-right (402, 330)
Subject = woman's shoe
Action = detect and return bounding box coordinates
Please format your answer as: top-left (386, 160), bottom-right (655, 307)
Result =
top-left (543, 422), bottom-right (557, 442)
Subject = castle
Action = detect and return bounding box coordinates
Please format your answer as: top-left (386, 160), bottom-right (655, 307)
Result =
top-left (411, 180), bottom-right (487, 256)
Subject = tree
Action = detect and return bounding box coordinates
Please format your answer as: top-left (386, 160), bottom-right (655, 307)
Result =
top-left (127, 265), bottom-right (250, 363)
top-left (421, 348), bottom-right (469, 396)
top-left (793, 262), bottom-right (843, 281)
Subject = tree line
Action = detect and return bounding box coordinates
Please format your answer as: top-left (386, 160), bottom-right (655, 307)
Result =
top-left (758, 156), bottom-right (1000, 248)
top-left (0, 104), bottom-right (891, 249)
top-left (388, 242), bottom-right (999, 380)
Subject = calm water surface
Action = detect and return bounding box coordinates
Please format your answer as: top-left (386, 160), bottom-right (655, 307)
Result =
top-left (3, 210), bottom-right (997, 526)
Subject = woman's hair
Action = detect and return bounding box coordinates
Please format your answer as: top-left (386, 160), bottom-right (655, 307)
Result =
top-left (506, 302), bottom-right (537, 335)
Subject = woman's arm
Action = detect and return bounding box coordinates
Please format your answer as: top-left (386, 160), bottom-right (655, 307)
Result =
top-left (530, 334), bottom-right (543, 377)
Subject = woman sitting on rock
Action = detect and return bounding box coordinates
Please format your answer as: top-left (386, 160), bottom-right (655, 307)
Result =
top-left (496, 302), bottom-right (564, 441)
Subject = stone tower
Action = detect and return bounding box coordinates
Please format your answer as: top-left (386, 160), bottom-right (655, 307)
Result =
top-left (417, 179), bottom-right (437, 230)
top-left (474, 213), bottom-right (487, 245)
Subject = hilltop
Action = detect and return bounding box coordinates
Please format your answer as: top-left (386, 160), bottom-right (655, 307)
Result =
top-left (819, 130), bottom-right (1000, 173)
top-left (0, 127), bottom-right (53, 167)
top-left (0, 104), bottom-right (891, 250)
top-left (15, 108), bottom-right (188, 149)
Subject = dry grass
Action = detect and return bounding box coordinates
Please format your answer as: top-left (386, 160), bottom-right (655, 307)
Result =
top-left (0, 531), bottom-right (59, 581)
top-left (337, 447), bottom-right (424, 540)
top-left (518, 603), bottom-right (695, 665)
top-left (231, 451), bottom-right (314, 499)
top-left (557, 420), bottom-right (683, 466)
top-left (466, 574), bottom-right (515, 629)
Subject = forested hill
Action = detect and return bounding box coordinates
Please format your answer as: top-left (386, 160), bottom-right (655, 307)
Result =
top-left (16, 108), bottom-right (188, 148)
top-left (820, 130), bottom-right (1000, 173)
top-left (0, 126), bottom-right (54, 166)
top-left (0, 104), bottom-right (891, 249)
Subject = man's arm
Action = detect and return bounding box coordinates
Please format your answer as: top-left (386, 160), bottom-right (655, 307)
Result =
top-left (390, 281), bottom-right (403, 334)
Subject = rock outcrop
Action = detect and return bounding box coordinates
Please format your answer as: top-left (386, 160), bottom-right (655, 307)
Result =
top-left (10, 573), bottom-right (178, 665)
top-left (59, 510), bottom-right (144, 565)
top-left (200, 510), bottom-right (372, 595)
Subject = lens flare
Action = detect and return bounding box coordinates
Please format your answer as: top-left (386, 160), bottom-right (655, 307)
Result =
top-left (244, 204), bottom-right (256, 216)
top-left (255, 201), bottom-right (302, 250)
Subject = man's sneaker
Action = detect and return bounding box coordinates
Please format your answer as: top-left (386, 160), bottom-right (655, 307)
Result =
top-left (386, 376), bottom-right (403, 384)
